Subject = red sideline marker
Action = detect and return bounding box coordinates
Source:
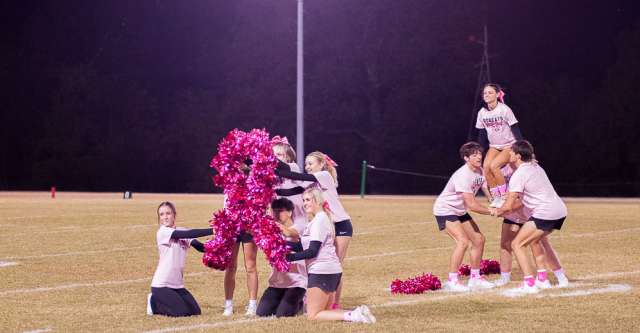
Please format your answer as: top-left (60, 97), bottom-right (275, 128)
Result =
top-left (51, 186), bottom-right (56, 199)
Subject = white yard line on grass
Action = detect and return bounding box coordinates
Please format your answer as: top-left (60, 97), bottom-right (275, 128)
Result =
top-left (536, 284), bottom-right (632, 298)
top-left (0, 272), bottom-right (213, 297)
top-left (0, 246), bottom-right (154, 260)
top-left (22, 328), bottom-right (52, 333)
top-left (0, 261), bottom-right (19, 267)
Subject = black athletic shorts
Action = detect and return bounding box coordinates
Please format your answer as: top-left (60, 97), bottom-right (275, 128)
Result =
top-left (236, 230), bottom-right (254, 243)
top-left (531, 216), bottom-right (565, 231)
top-left (334, 220), bottom-right (353, 237)
top-left (307, 273), bottom-right (342, 292)
top-left (503, 218), bottom-right (523, 226)
top-left (434, 213), bottom-right (473, 231)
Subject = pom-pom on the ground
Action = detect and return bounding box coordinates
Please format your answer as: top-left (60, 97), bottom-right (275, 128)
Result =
top-left (390, 273), bottom-right (442, 294)
top-left (458, 259), bottom-right (501, 276)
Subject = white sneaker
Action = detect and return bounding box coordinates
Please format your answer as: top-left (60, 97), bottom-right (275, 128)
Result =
top-left (222, 305), bottom-right (233, 316)
top-left (146, 293), bottom-right (153, 316)
top-left (444, 280), bottom-right (470, 292)
top-left (468, 276), bottom-right (495, 290)
top-left (557, 276), bottom-right (570, 288)
top-left (501, 283), bottom-right (539, 297)
top-left (358, 305), bottom-right (376, 324)
top-left (535, 279), bottom-right (552, 289)
top-left (493, 277), bottom-right (510, 287)
top-left (245, 303), bottom-right (257, 317)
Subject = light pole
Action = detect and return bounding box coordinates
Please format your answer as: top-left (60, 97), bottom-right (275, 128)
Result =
top-left (296, 0), bottom-right (305, 167)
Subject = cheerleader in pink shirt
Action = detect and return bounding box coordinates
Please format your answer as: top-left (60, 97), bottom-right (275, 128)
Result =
top-left (496, 140), bottom-right (568, 295)
top-left (272, 136), bottom-right (307, 230)
top-left (433, 142), bottom-right (497, 292)
top-left (256, 198), bottom-right (307, 317)
top-left (286, 188), bottom-right (375, 323)
top-left (147, 202), bottom-right (213, 317)
top-left (476, 83), bottom-right (524, 208)
top-left (275, 151), bottom-right (352, 309)
top-left (494, 165), bottom-right (569, 288)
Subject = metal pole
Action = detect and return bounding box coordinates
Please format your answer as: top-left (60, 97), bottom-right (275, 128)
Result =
top-left (360, 160), bottom-right (367, 198)
top-left (295, 0), bottom-right (305, 167)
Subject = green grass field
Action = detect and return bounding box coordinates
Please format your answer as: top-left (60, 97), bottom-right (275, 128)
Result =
top-left (1, 192), bottom-right (639, 332)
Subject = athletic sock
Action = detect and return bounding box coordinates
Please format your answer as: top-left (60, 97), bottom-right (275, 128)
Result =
top-left (448, 272), bottom-right (459, 283)
top-left (537, 269), bottom-right (548, 281)
top-left (501, 271), bottom-right (511, 282)
top-left (490, 187), bottom-right (500, 199)
top-left (248, 299), bottom-right (257, 307)
top-left (224, 299), bottom-right (233, 308)
top-left (470, 269), bottom-right (481, 279)
top-left (497, 184), bottom-right (508, 196)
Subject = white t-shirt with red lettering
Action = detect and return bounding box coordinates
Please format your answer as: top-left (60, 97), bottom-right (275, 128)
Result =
top-left (433, 164), bottom-right (485, 216)
top-left (151, 226), bottom-right (192, 289)
top-left (311, 171), bottom-right (351, 223)
top-left (476, 103), bottom-right (518, 149)
top-left (301, 211), bottom-right (342, 274)
top-left (508, 162), bottom-right (567, 220)
top-left (268, 217), bottom-right (308, 289)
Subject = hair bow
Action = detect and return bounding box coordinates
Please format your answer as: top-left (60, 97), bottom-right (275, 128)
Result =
top-left (271, 135), bottom-right (290, 146)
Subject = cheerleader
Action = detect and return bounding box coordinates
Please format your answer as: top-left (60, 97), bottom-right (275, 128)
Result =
top-left (256, 198), bottom-right (307, 317)
top-left (275, 151), bottom-right (352, 309)
top-left (496, 140), bottom-right (568, 295)
top-left (272, 136), bottom-right (307, 229)
top-left (286, 188), bottom-right (375, 323)
top-left (222, 162), bottom-right (260, 316)
top-left (148, 202), bottom-right (213, 317)
top-left (476, 83), bottom-right (523, 207)
top-left (433, 142), bottom-right (497, 292)
top-left (495, 166), bottom-right (569, 288)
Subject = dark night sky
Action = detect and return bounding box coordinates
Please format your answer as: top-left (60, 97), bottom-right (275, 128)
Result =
top-left (2, 0), bottom-right (639, 196)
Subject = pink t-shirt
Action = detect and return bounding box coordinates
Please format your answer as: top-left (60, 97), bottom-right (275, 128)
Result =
top-left (475, 103), bottom-right (518, 149)
top-left (508, 162), bottom-right (567, 220)
top-left (433, 164), bottom-right (485, 216)
top-left (276, 163), bottom-right (307, 228)
top-left (301, 211), bottom-right (342, 274)
top-left (268, 217), bottom-right (308, 289)
top-left (151, 226), bottom-right (192, 289)
top-left (311, 171), bottom-right (351, 222)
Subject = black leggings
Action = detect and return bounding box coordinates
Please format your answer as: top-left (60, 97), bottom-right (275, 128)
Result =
top-left (150, 287), bottom-right (201, 317)
top-left (256, 287), bottom-right (306, 317)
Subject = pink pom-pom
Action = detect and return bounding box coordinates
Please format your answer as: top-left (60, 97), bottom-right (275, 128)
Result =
top-left (458, 259), bottom-right (501, 276)
top-left (390, 273), bottom-right (442, 294)
top-left (203, 128), bottom-right (290, 272)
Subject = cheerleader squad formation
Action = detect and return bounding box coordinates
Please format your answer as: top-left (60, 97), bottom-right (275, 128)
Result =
top-left (146, 83), bottom-right (569, 324)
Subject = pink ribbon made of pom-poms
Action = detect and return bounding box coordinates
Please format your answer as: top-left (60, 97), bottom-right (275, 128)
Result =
top-left (458, 259), bottom-right (501, 276)
top-left (202, 128), bottom-right (290, 272)
top-left (390, 273), bottom-right (442, 294)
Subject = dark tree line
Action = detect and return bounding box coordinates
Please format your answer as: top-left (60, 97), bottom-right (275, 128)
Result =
top-left (2, 0), bottom-right (639, 195)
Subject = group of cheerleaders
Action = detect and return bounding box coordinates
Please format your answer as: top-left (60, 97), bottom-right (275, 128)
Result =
top-left (145, 83), bottom-right (569, 322)
top-left (147, 142), bottom-right (375, 323)
top-left (434, 83), bottom-right (569, 295)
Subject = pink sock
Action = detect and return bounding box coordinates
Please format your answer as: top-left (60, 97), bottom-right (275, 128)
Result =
top-left (537, 269), bottom-right (548, 281)
top-left (524, 275), bottom-right (535, 287)
top-left (490, 187), bottom-right (500, 198)
top-left (448, 272), bottom-right (459, 282)
top-left (331, 303), bottom-right (340, 310)
top-left (470, 269), bottom-right (481, 279)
